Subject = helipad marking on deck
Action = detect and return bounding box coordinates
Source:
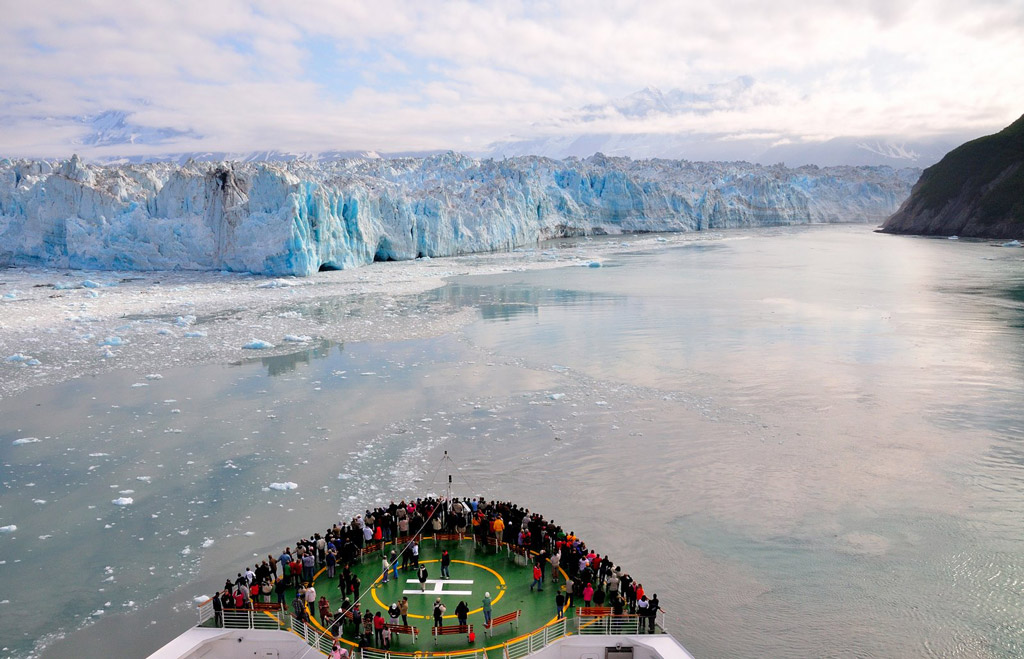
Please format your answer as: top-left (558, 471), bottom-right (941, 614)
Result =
top-left (403, 579), bottom-right (474, 595)
top-left (371, 559), bottom-right (507, 618)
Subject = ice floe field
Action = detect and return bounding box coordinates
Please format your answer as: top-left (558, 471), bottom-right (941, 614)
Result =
top-left (0, 233), bottom-right (696, 402)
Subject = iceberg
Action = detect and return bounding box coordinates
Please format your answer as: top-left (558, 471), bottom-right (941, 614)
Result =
top-left (0, 153), bottom-right (919, 276)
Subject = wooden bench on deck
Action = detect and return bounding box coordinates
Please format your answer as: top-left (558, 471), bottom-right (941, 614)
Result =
top-left (432, 624), bottom-right (473, 645)
top-left (576, 607), bottom-right (612, 617)
top-left (432, 532), bottom-right (464, 545)
top-left (253, 602), bottom-right (281, 613)
top-left (384, 623), bottom-right (419, 644)
top-left (483, 610), bottom-right (520, 637)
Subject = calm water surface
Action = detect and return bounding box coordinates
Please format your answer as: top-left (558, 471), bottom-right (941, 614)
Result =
top-left (2, 225), bottom-right (1023, 658)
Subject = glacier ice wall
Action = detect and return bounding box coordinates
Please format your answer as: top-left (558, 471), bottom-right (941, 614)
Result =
top-left (0, 153), bottom-right (920, 276)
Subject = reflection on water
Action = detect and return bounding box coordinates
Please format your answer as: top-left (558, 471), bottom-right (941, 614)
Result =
top-left (241, 339), bottom-right (342, 376)
top-left (429, 282), bottom-right (620, 321)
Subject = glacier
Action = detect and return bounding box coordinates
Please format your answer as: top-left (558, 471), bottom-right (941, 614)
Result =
top-left (0, 153), bottom-right (919, 276)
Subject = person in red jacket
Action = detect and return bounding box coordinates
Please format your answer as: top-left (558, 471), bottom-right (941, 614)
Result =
top-left (373, 611), bottom-right (385, 646)
top-left (530, 562), bottom-right (543, 591)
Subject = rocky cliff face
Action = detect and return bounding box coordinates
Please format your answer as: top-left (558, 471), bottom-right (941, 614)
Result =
top-left (882, 114), bottom-right (1024, 238)
top-left (0, 153), bottom-right (918, 276)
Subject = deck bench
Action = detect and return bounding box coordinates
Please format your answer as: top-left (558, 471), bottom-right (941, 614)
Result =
top-left (384, 623), bottom-right (419, 644)
top-left (483, 610), bottom-right (520, 637)
top-left (432, 623), bottom-right (473, 645)
top-left (576, 607), bottom-right (612, 617)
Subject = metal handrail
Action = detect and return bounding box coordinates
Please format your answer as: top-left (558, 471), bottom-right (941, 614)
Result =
top-left (502, 618), bottom-right (567, 659)
top-left (575, 610), bottom-right (666, 635)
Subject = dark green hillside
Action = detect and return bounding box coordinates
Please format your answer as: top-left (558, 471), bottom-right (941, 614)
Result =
top-left (882, 114), bottom-right (1024, 238)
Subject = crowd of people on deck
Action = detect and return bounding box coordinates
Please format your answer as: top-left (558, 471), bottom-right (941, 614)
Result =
top-left (208, 495), bottom-right (661, 645)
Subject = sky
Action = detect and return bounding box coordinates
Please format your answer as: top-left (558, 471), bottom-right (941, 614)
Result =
top-left (0, 0), bottom-right (1022, 159)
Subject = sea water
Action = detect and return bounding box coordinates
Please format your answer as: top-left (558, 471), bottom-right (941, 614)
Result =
top-left (1, 225), bottom-right (1022, 658)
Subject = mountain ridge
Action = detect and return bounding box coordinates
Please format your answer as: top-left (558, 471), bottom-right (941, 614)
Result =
top-left (881, 114), bottom-right (1024, 238)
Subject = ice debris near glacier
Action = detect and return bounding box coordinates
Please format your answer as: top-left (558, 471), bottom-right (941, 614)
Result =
top-left (0, 153), bottom-right (920, 276)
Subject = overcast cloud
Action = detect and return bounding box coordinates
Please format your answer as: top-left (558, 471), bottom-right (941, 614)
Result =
top-left (0, 0), bottom-right (1021, 158)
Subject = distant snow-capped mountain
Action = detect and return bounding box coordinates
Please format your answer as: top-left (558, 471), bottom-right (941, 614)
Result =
top-left (484, 82), bottom-right (972, 168)
top-left (75, 110), bottom-right (200, 147)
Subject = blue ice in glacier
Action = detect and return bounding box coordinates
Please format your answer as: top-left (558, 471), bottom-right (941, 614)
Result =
top-left (0, 153), bottom-right (920, 276)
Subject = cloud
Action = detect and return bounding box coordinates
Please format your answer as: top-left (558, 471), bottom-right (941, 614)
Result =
top-left (0, 0), bottom-right (1021, 158)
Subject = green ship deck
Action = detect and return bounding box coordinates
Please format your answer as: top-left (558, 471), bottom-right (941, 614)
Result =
top-left (300, 535), bottom-right (563, 655)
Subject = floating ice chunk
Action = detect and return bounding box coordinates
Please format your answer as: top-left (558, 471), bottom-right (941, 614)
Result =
top-left (277, 311), bottom-right (301, 319)
top-left (136, 476), bottom-right (152, 483)
top-left (244, 531), bottom-right (255, 536)
top-left (948, 235), bottom-right (959, 240)
top-left (268, 482), bottom-right (298, 491)
top-left (257, 279), bottom-right (294, 288)
top-left (81, 280), bottom-right (102, 288)
top-left (0, 525), bottom-right (16, 533)
top-left (174, 315), bottom-right (197, 327)
top-left (201, 538), bottom-right (215, 548)
top-left (656, 237), bottom-right (668, 242)
top-left (98, 336), bottom-right (124, 347)
top-left (5, 354), bottom-right (32, 363)
top-left (101, 347), bottom-right (116, 359)
top-left (145, 373), bottom-right (163, 380)
top-left (193, 594), bottom-right (210, 604)
top-left (548, 393), bottom-right (565, 400)
top-left (12, 437), bottom-right (40, 445)
top-left (283, 335), bottom-right (312, 342)
top-left (54, 281), bottom-right (81, 290)
top-left (33, 499), bottom-right (47, 504)
top-left (181, 546), bottom-right (192, 556)
top-left (184, 330), bottom-right (207, 338)
top-left (243, 340), bottom-right (275, 350)
top-left (1001, 240), bottom-right (1021, 247)
top-left (130, 382), bottom-right (148, 388)
top-left (157, 328), bottom-right (174, 336)
top-left (3, 291), bottom-right (18, 300)
top-left (111, 497), bottom-right (134, 506)
top-left (89, 452), bottom-right (109, 457)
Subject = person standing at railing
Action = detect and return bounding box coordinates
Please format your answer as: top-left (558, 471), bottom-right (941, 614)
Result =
top-left (212, 590), bottom-right (223, 627)
top-left (555, 591), bottom-right (566, 619)
top-left (647, 594), bottom-right (660, 633)
top-left (636, 595), bottom-right (649, 633)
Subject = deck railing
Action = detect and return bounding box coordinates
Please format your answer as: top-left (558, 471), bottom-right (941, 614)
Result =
top-left (362, 648), bottom-right (487, 659)
top-left (291, 616), bottom-right (340, 655)
top-left (196, 599), bottom-right (286, 630)
top-left (502, 619), bottom-right (567, 659)
top-left (574, 609), bottom-right (667, 635)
